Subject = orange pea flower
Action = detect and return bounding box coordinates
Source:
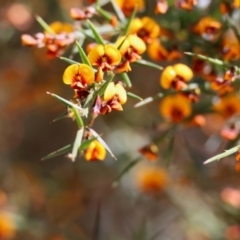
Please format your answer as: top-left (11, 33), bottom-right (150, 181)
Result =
top-left (148, 39), bottom-right (182, 61)
top-left (21, 21), bottom-right (75, 58)
top-left (160, 94), bottom-right (192, 122)
top-left (192, 16), bottom-right (222, 41)
top-left (147, 39), bottom-right (168, 61)
top-left (114, 0), bottom-right (145, 17)
top-left (192, 54), bottom-right (217, 82)
top-left (88, 44), bottom-right (121, 70)
top-left (209, 68), bottom-right (236, 96)
top-left (160, 63), bottom-right (193, 90)
top-left (136, 166), bottom-right (169, 195)
top-left (116, 34), bottom-right (146, 62)
top-left (63, 64), bottom-right (95, 90)
top-left (138, 144), bottom-right (159, 162)
top-left (214, 95), bottom-right (240, 119)
top-left (70, 6), bottom-right (96, 21)
top-left (221, 123), bottom-right (239, 140)
top-left (84, 140), bottom-right (106, 161)
top-left (175, 0), bottom-right (197, 10)
top-left (88, 44), bottom-right (122, 81)
top-left (129, 17), bottom-right (160, 43)
top-left (100, 82), bottom-right (127, 114)
top-left (222, 30), bottom-right (240, 61)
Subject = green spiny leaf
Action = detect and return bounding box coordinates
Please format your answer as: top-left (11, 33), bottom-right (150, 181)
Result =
top-left (127, 92), bottom-right (143, 101)
top-left (79, 137), bottom-right (98, 151)
top-left (51, 111), bottom-right (68, 123)
top-left (36, 15), bottom-right (55, 34)
top-left (123, 6), bottom-right (137, 35)
top-left (41, 144), bottom-right (72, 161)
top-left (75, 41), bottom-right (92, 67)
top-left (87, 20), bottom-right (105, 45)
top-left (121, 73), bottom-right (132, 88)
top-left (71, 128), bottom-right (84, 162)
top-left (47, 92), bottom-right (83, 111)
top-left (112, 158), bottom-right (141, 188)
top-left (71, 106), bottom-right (84, 129)
top-left (135, 59), bottom-right (163, 71)
top-left (87, 127), bottom-right (117, 160)
top-left (110, 0), bottom-right (126, 23)
top-left (59, 57), bottom-right (79, 65)
top-left (96, 74), bottom-right (115, 97)
top-left (134, 93), bottom-right (163, 108)
top-left (204, 145), bottom-right (240, 164)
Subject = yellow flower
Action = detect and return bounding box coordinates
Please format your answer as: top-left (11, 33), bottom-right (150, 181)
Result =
top-left (160, 94), bottom-right (192, 122)
top-left (84, 140), bottom-right (106, 161)
top-left (147, 39), bottom-right (168, 61)
top-left (136, 166), bottom-right (169, 194)
top-left (48, 21), bottom-right (73, 34)
top-left (160, 63), bottom-right (193, 90)
top-left (114, 0), bottom-right (145, 17)
top-left (116, 34), bottom-right (146, 62)
top-left (63, 64), bottom-right (95, 90)
top-left (233, 0), bottom-right (240, 8)
top-left (104, 82), bottom-right (127, 104)
top-left (101, 82), bottom-right (127, 114)
top-left (129, 17), bottom-right (160, 43)
top-left (0, 212), bottom-right (16, 239)
top-left (214, 95), bottom-right (240, 119)
top-left (88, 44), bottom-right (121, 71)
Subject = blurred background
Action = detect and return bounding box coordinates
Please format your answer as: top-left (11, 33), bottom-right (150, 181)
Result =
top-left (1, 0), bottom-right (240, 239)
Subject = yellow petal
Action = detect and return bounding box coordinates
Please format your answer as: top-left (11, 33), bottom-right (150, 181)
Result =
top-left (48, 21), bottom-right (73, 34)
top-left (104, 45), bottom-right (122, 65)
top-left (78, 64), bottom-right (95, 84)
top-left (148, 39), bottom-right (168, 61)
top-left (173, 64), bottom-right (193, 81)
top-left (160, 66), bottom-right (176, 89)
top-left (104, 82), bottom-right (116, 101)
top-left (115, 36), bottom-right (130, 56)
top-left (84, 140), bottom-right (106, 161)
top-left (88, 45), bottom-right (105, 65)
top-left (115, 83), bottom-right (127, 105)
top-left (141, 17), bottom-right (160, 38)
top-left (129, 18), bottom-right (143, 34)
top-left (127, 34), bottom-right (146, 54)
top-left (63, 64), bottom-right (79, 85)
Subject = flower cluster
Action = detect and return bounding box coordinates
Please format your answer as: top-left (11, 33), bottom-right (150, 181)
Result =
top-left (21, 0), bottom-right (240, 170)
